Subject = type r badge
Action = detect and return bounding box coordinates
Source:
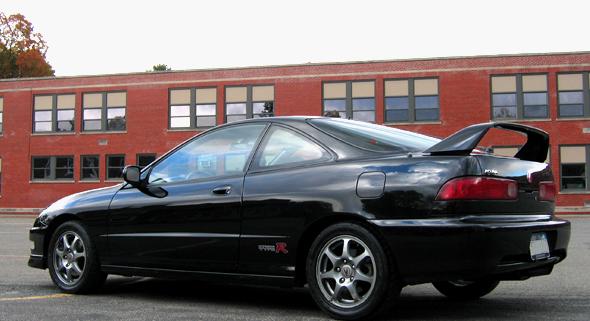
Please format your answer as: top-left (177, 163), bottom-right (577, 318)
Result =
top-left (258, 242), bottom-right (289, 254)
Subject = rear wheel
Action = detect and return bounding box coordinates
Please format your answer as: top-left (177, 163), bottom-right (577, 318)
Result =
top-left (306, 223), bottom-right (400, 320)
top-left (47, 221), bottom-right (106, 293)
top-left (432, 279), bottom-right (499, 300)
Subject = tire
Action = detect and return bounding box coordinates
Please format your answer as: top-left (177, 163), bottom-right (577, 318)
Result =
top-left (306, 223), bottom-right (400, 320)
top-left (47, 221), bottom-right (107, 294)
top-left (432, 279), bottom-right (499, 300)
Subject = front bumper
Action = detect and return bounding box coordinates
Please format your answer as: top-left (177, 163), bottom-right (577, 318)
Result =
top-left (28, 225), bottom-right (47, 269)
top-left (370, 214), bottom-right (570, 285)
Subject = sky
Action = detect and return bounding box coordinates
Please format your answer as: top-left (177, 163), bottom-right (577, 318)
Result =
top-left (3, 0), bottom-right (589, 77)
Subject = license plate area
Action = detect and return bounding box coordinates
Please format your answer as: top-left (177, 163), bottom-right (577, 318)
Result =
top-left (530, 232), bottom-right (550, 261)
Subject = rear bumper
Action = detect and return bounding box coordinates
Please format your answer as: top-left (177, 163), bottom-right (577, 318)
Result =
top-left (370, 215), bottom-right (570, 285)
top-left (28, 226), bottom-right (47, 269)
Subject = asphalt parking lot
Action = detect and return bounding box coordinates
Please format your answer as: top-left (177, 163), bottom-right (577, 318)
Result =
top-left (1, 216), bottom-right (589, 321)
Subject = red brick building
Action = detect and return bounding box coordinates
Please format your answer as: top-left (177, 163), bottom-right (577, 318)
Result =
top-left (1, 52), bottom-right (590, 214)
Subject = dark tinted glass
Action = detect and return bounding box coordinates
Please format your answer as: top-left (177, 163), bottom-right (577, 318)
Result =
top-left (415, 109), bottom-right (439, 121)
top-left (137, 154), bottom-right (156, 168)
top-left (559, 104), bottom-right (584, 117)
top-left (562, 164), bottom-right (585, 177)
top-left (385, 109), bottom-right (408, 122)
top-left (310, 118), bottom-right (439, 153)
top-left (81, 156), bottom-right (100, 180)
top-left (561, 177), bottom-right (586, 190)
top-left (524, 105), bottom-right (548, 118)
top-left (107, 155), bottom-right (125, 179)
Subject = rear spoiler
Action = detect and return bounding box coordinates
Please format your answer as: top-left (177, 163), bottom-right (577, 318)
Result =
top-left (424, 122), bottom-right (549, 163)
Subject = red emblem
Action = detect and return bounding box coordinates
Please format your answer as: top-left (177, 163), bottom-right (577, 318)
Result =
top-left (275, 242), bottom-right (288, 254)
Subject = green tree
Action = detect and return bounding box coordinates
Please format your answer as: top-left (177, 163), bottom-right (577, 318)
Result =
top-left (151, 64), bottom-right (171, 71)
top-left (0, 12), bottom-right (54, 78)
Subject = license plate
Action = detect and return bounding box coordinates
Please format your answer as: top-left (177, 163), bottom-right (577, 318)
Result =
top-left (530, 232), bottom-right (550, 261)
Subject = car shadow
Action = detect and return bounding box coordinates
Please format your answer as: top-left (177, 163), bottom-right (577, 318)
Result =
top-left (95, 277), bottom-right (556, 320)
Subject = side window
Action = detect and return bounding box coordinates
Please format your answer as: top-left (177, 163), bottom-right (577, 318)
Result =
top-left (255, 126), bottom-right (330, 169)
top-left (148, 124), bottom-right (266, 185)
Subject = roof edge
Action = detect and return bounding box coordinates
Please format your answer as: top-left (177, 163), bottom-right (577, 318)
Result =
top-left (2, 50), bottom-right (590, 83)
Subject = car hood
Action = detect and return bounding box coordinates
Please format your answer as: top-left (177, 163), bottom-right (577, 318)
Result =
top-left (41, 184), bottom-right (123, 217)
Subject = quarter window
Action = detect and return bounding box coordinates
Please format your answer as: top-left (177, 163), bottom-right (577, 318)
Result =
top-left (557, 73), bottom-right (589, 118)
top-left (106, 155), bottom-right (126, 180)
top-left (255, 126), bottom-right (330, 168)
top-left (82, 92), bottom-right (126, 131)
top-left (169, 88), bottom-right (217, 129)
top-left (81, 155), bottom-right (100, 180)
top-left (323, 81), bottom-right (375, 122)
top-left (148, 124), bottom-right (266, 185)
top-left (225, 85), bottom-right (274, 123)
top-left (384, 78), bottom-right (439, 123)
top-left (31, 156), bottom-right (74, 181)
top-left (491, 74), bottom-right (548, 120)
top-left (33, 94), bottom-right (75, 133)
top-left (560, 146), bottom-right (587, 191)
top-left (137, 154), bottom-right (156, 169)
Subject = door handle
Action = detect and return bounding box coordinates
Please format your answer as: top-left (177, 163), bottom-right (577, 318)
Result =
top-left (212, 185), bottom-right (232, 195)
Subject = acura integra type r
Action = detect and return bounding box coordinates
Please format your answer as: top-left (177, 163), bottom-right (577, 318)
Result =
top-left (29, 117), bottom-right (570, 320)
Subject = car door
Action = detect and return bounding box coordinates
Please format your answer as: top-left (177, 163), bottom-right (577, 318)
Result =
top-left (105, 123), bottom-right (268, 272)
top-left (240, 124), bottom-right (337, 276)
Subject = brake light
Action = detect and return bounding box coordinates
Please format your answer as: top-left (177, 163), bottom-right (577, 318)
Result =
top-left (538, 181), bottom-right (556, 202)
top-left (436, 177), bottom-right (518, 201)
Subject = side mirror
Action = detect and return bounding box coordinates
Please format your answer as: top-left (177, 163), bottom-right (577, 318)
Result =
top-left (122, 165), bottom-right (142, 187)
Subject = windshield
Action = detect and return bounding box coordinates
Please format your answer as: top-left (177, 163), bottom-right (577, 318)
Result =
top-left (310, 118), bottom-right (440, 153)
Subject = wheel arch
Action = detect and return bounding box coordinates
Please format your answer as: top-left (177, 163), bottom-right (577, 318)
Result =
top-left (44, 213), bottom-right (80, 262)
top-left (294, 214), bottom-right (399, 286)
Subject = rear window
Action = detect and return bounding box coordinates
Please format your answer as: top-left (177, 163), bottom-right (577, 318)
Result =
top-left (309, 118), bottom-right (439, 153)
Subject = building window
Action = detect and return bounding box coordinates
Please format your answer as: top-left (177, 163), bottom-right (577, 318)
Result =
top-left (169, 88), bottom-right (217, 129)
top-left (137, 154), bottom-right (156, 169)
top-left (31, 156), bottom-right (74, 181)
top-left (558, 73), bottom-right (589, 118)
top-left (82, 91), bottom-right (126, 131)
top-left (384, 78), bottom-right (439, 123)
top-left (81, 155), bottom-right (100, 181)
top-left (0, 97), bottom-right (3, 134)
top-left (225, 85), bottom-right (274, 123)
top-left (560, 146), bottom-right (588, 191)
top-left (33, 94), bottom-right (75, 133)
top-left (106, 155), bottom-right (125, 180)
top-left (323, 81), bottom-right (375, 122)
top-left (491, 74), bottom-right (548, 120)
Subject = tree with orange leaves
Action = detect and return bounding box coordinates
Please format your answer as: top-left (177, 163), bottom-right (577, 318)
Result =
top-left (0, 12), bottom-right (54, 78)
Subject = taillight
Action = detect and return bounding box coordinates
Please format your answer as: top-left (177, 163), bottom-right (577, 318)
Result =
top-left (436, 176), bottom-right (518, 201)
top-left (538, 181), bottom-right (556, 202)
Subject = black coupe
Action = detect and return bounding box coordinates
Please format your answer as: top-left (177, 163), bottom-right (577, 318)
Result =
top-left (29, 117), bottom-right (570, 320)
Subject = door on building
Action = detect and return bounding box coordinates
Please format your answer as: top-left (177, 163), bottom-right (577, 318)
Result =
top-left (106, 123), bottom-right (267, 272)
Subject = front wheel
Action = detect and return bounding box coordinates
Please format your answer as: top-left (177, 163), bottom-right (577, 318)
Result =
top-left (47, 221), bottom-right (106, 293)
top-left (306, 223), bottom-right (400, 320)
top-left (432, 279), bottom-right (499, 300)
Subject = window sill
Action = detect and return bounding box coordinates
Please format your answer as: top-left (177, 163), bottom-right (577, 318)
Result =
top-left (383, 121), bottom-right (442, 126)
top-left (556, 117), bottom-right (590, 121)
top-left (491, 118), bottom-right (551, 123)
top-left (167, 128), bottom-right (200, 132)
top-left (31, 132), bottom-right (76, 136)
top-left (105, 180), bottom-right (123, 183)
top-left (558, 191), bottom-right (590, 195)
top-left (30, 180), bottom-right (75, 184)
top-left (79, 180), bottom-right (101, 183)
top-left (80, 131), bottom-right (127, 135)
